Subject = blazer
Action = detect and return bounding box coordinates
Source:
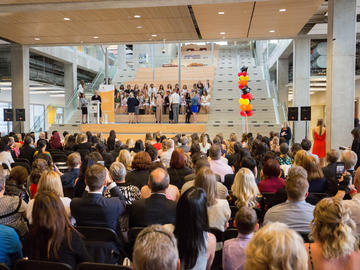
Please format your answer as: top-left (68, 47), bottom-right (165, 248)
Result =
top-left (61, 168), bottom-right (80, 188)
top-left (128, 193), bottom-right (177, 228)
top-left (70, 186), bottom-right (126, 231)
top-left (19, 145), bottom-right (35, 164)
top-left (168, 167), bottom-right (193, 189)
top-left (125, 169), bottom-right (149, 190)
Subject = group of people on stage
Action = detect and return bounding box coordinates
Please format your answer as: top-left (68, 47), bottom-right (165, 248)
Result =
top-left (114, 81), bottom-right (211, 124)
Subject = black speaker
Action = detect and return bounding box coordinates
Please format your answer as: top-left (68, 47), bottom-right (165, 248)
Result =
top-left (300, 106), bottom-right (311, 121)
top-left (288, 107), bottom-right (298, 121)
top-left (3, 109), bottom-right (13, 121)
top-left (15, 109), bottom-right (25, 121)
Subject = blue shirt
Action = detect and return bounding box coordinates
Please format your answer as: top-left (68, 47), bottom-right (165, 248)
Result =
top-left (0, 225), bottom-right (23, 267)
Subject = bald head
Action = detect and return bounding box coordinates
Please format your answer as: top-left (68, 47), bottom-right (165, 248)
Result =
top-left (148, 168), bottom-right (170, 193)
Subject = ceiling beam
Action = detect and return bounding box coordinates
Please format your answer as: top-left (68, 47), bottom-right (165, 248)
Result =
top-left (0, 0), bottom-right (270, 13)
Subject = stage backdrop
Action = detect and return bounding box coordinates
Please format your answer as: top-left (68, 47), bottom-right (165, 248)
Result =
top-left (99, 84), bottom-right (114, 123)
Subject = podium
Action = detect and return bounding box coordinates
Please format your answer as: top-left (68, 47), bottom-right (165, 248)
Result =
top-left (89, 100), bottom-right (100, 124)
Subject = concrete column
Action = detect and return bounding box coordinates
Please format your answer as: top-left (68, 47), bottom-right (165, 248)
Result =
top-left (292, 38), bottom-right (311, 143)
top-left (11, 45), bottom-right (30, 133)
top-left (64, 62), bottom-right (77, 105)
top-left (277, 58), bottom-right (289, 110)
top-left (326, 0), bottom-right (356, 151)
top-left (117, 44), bottom-right (126, 69)
top-left (178, 43), bottom-right (182, 89)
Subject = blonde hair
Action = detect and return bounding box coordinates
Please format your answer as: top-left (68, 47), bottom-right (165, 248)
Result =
top-left (227, 141), bottom-right (236, 155)
top-left (270, 136), bottom-right (280, 152)
top-left (37, 171), bottom-right (64, 197)
top-left (303, 155), bottom-right (324, 181)
top-left (294, 150), bottom-right (308, 167)
top-left (194, 167), bottom-right (217, 206)
top-left (231, 168), bottom-right (259, 208)
top-left (245, 222), bottom-right (307, 270)
top-left (116, 149), bottom-right (132, 171)
top-left (126, 138), bottom-right (134, 149)
top-left (310, 197), bottom-right (358, 259)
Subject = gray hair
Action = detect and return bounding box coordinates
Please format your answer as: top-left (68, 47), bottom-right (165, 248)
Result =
top-left (109, 162), bottom-right (126, 182)
top-left (133, 225), bottom-right (178, 270)
top-left (180, 136), bottom-right (188, 146)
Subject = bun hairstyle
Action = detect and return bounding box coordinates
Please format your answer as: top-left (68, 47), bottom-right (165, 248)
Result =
top-left (310, 197), bottom-right (358, 259)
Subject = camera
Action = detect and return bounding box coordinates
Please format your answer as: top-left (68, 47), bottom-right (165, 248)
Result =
top-left (162, 49), bottom-right (166, 54)
top-left (335, 162), bottom-right (345, 179)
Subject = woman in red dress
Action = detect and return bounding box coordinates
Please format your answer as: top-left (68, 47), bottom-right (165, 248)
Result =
top-left (312, 119), bottom-right (326, 167)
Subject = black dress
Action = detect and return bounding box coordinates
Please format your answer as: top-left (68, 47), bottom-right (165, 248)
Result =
top-left (280, 127), bottom-right (291, 144)
top-left (91, 95), bottom-right (102, 117)
top-left (127, 97), bottom-right (139, 113)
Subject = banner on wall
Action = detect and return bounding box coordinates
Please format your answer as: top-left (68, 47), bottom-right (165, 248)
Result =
top-left (99, 84), bottom-right (114, 123)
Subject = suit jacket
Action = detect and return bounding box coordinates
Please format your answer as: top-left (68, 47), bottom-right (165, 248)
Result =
top-left (322, 162), bottom-right (337, 196)
top-left (70, 185), bottom-right (126, 231)
top-left (129, 193), bottom-right (176, 228)
top-left (61, 168), bottom-right (80, 188)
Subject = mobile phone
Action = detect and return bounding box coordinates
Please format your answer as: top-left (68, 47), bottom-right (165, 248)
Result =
top-left (335, 162), bottom-right (345, 179)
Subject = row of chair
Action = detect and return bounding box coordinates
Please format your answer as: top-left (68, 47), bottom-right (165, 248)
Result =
top-left (0, 261), bottom-right (131, 270)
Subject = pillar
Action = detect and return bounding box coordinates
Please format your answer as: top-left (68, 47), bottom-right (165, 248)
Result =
top-left (117, 44), bottom-right (126, 69)
top-left (326, 0), bottom-right (356, 151)
top-left (178, 43), bottom-right (182, 89)
top-left (64, 62), bottom-right (77, 104)
top-left (11, 45), bottom-right (30, 133)
top-left (292, 38), bottom-right (310, 143)
top-left (276, 58), bottom-right (289, 110)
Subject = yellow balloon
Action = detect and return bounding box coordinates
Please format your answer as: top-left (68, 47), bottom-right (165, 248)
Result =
top-left (243, 99), bottom-right (249, 105)
top-left (238, 98), bottom-right (242, 104)
top-left (245, 76), bottom-right (249, 80)
top-left (240, 75), bottom-right (244, 80)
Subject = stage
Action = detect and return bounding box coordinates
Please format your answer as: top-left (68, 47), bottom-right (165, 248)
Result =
top-left (80, 123), bottom-right (207, 141)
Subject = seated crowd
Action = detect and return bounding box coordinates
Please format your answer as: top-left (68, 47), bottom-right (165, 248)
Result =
top-left (1, 128), bottom-right (360, 270)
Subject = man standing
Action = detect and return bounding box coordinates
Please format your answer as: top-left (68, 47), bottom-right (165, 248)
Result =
top-left (170, 89), bottom-right (180, 124)
top-left (91, 90), bottom-right (102, 123)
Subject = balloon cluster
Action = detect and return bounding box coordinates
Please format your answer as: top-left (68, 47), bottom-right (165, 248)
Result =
top-left (238, 66), bottom-right (253, 117)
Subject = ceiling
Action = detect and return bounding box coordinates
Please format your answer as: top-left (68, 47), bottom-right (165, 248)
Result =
top-left (0, 0), bottom-right (325, 45)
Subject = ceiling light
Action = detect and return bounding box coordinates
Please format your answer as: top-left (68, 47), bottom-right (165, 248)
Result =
top-left (269, 30), bottom-right (275, 33)
top-left (151, 34), bottom-right (157, 37)
top-left (220, 32), bottom-right (226, 35)
top-left (279, 9), bottom-right (287, 12)
top-left (34, 37), bottom-right (40, 41)
top-left (93, 36), bottom-right (99, 39)
top-left (218, 11), bottom-right (225, 15)
top-left (63, 17), bottom-right (71, 21)
top-left (134, 15), bottom-right (141, 18)
top-left (136, 26), bottom-right (143, 29)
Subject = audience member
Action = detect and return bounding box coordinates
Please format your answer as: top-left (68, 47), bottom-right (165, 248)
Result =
top-left (264, 166), bottom-right (314, 232)
top-left (116, 149), bottom-right (132, 171)
top-left (301, 138), bottom-right (319, 161)
top-left (322, 149), bottom-right (340, 195)
top-left (70, 164), bottom-right (126, 231)
top-left (209, 144), bottom-right (233, 183)
top-left (61, 152), bottom-right (81, 189)
top-left (179, 136), bottom-right (190, 153)
top-left (129, 168), bottom-right (177, 227)
top-left (28, 158), bottom-right (50, 198)
top-left (305, 197), bottom-right (360, 270)
top-left (223, 207), bottom-right (257, 270)
top-left (174, 187), bottom-right (216, 270)
top-left (125, 151), bottom-right (152, 190)
top-left (160, 139), bottom-right (175, 167)
top-left (0, 140), bottom-right (14, 171)
top-left (0, 224), bottom-right (23, 268)
top-left (133, 225), bottom-right (180, 270)
top-left (168, 148), bottom-right (193, 189)
top-left (19, 135), bottom-right (35, 164)
top-left (5, 166), bottom-right (29, 202)
top-left (230, 168), bottom-right (260, 209)
top-left (258, 158), bottom-right (285, 193)
top-left (26, 171), bottom-right (71, 224)
top-left (245, 222), bottom-right (308, 270)
top-left (23, 192), bottom-right (90, 269)
top-left (145, 144), bottom-right (158, 162)
top-left (195, 167), bottom-right (230, 232)
top-left (303, 155), bottom-right (327, 193)
top-left (340, 149), bottom-right (357, 176)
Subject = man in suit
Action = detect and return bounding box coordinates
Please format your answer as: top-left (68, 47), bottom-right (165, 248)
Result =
top-left (70, 164), bottom-right (126, 231)
top-left (129, 168), bottom-right (176, 228)
top-left (19, 136), bottom-right (35, 164)
top-left (61, 152), bottom-right (81, 188)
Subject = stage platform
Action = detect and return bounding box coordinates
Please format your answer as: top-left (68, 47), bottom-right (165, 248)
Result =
top-left (114, 114), bottom-right (208, 123)
top-left (80, 123), bottom-right (207, 142)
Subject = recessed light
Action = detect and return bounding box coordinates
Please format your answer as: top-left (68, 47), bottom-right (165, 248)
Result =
top-left (218, 11), bottom-right (225, 15)
top-left (80, 41), bottom-right (84, 43)
top-left (136, 26), bottom-right (143, 29)
top-left (63, 17), bottom-right (71, 21)
top-left (134, 15), bottom-right (141, 18)
top-left (34, 37), bottom-right (40, 41)
top-left (151, 34), bottom-right (157, 37)
top-left (93, 36), bottom-right (99, 39)
top-left (220, 32), bottom-right (226, 35)
top-left (269, 30), bottom-right (275, 33)
top-left (279, 8), bottom-right (287, 12)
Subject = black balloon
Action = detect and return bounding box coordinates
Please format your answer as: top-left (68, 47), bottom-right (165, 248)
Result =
top-left (241, 66), bottom-right (248, 72)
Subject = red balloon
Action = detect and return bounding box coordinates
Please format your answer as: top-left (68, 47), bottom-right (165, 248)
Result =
top-left (238, 84), bottom-right (244, 89)
top-left (238, 72), bottom-right (242, 77)
top-left (240, 111), bottom-right (246, 117)
top-left (246, 110), bottom-right (253, 117)
top-left (248, 93), bottom-right (253, 100)
top-left (241, 94), bottom-right (247, 99)
top-left (242, 72), bottom-right (247, 76)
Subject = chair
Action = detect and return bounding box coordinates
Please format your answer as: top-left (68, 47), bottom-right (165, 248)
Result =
top-left (224, 228), bottom-right (238, 241)
top-left (76, 226), bottom-right (123, 264)
top-left (11, 162), bottom-right (31, 173)
top-left (52, 153), bottom-right (68, 163)
top-left (77, 262), bottom-right (132, 270)
top-left (14, 259), bottom-right (72, 270)
top-left (0, 263), bottom-right (10, 270)
top-left (306, 193), bottom-right (329, 205)
top-left (14, 158), bottom-right (30, 165)
top-left (209, 228), bottom-right (223, 270)
top-left (127, 227), bottom-right (145, 259)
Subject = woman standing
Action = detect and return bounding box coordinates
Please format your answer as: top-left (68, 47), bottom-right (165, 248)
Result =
top-left (114, 91), bottom-right (121, 114)
top-left (185, 92), bottom-right (192, 123)
top-left (144, 93), bottom-right (150, 114)
top-left (312, 119), bottom-right (326, 167)
top-left (280, 121), bottom-right (292, 145)
top-left (191, 92), bottom-right (200, 123)
top-left (174, 187), bottom-right (216, 270)
top-left (127, 92), bottom-right (139, 124)
top-left (80, 93), bottom-right (88, 123)
top-left (155, 91), bottom-right (163, 123)
top-left (121, 93), bottom-right (128, 114)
